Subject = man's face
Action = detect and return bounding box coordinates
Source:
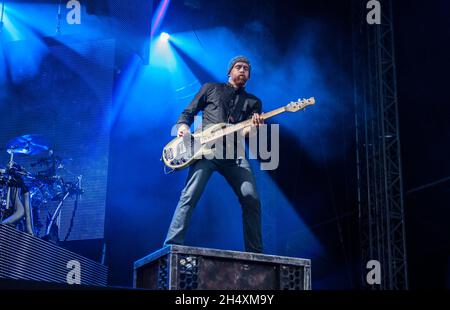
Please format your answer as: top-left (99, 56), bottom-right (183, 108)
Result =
top-left (229, 61), bottom-right (250, 86)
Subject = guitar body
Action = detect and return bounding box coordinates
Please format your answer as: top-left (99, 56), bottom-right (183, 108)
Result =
top-left (162, 123), bottom-right (229, 170)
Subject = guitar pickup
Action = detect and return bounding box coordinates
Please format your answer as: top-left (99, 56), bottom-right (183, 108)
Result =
top-left (164, 148), bottom-right (174, 160)
top-left (178, 142), bottom-right (187, 154)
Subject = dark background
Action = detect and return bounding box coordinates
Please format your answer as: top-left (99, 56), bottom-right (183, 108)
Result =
top-left (394, 1), bottom-right (450, 289)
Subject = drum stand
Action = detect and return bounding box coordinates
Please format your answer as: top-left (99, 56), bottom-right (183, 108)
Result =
top-left (45, 175), bottom-right (82, 238)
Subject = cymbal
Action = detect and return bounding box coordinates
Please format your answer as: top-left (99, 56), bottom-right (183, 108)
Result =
top-left (6, 134), bottom-right (49, 156)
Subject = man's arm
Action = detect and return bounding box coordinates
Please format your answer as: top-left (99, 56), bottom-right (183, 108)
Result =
top-left (242, 99), bottom-right (263, 137)
top-left (176, 84), bottom-right (210, 137)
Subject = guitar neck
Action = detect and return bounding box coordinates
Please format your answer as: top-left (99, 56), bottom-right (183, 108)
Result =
top-left (227, 106), bottom-right (286, 133)
top-left (260, 106), bottom-right (287, 120)
top-left (202, 106), bottom-right (287, 143)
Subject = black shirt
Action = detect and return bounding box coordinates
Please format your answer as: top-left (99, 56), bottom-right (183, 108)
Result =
top-left (176, 83), bottom-right (262, 130)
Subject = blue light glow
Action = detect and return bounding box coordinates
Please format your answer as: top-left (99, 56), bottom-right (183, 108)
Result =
top-left (160, 32), bottom-right (170, 41)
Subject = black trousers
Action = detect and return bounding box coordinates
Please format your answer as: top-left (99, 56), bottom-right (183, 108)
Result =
top-left (164, 157), bottom-right (263, 253)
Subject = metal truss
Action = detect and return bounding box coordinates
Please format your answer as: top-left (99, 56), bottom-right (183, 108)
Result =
top-left (352, 0), bottom-right (408, 289)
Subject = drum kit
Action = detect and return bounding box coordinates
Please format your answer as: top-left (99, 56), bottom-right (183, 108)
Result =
top-left (0, 134), bottom-right (83, 241)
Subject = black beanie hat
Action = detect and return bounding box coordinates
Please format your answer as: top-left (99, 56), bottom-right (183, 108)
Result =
top-left (227, 55), bottom-right (251, 76)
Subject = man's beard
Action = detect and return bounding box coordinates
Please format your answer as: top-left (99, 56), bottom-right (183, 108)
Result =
top-left (234, 75), bottom-right (247, 87)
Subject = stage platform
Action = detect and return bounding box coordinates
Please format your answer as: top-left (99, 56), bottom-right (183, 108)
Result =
top-left (134, 245), bottom-right (311, 290)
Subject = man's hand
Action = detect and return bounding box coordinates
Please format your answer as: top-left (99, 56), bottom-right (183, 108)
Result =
top-left (242, 113), bottom-right (264, 137)
top-left (251, 113), bottom-right (264, 126)
top-left (177, 124), bottom-right (190, 137)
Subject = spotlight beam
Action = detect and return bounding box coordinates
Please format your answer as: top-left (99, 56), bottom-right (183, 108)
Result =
top-left (151, 0), bottom-right (171, 37)
top-left (169, 42), bottom-right (217, 85)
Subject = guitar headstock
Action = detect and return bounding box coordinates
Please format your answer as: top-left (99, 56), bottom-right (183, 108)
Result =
top-left (285, 97), bottom-right (315, 112)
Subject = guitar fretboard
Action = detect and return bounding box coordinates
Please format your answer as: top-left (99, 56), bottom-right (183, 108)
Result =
top-left (201, 106), bottom-right (287, 144)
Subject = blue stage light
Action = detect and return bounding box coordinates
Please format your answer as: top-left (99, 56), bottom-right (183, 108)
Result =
top-left (160, 32), bottom-right (170, 41)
